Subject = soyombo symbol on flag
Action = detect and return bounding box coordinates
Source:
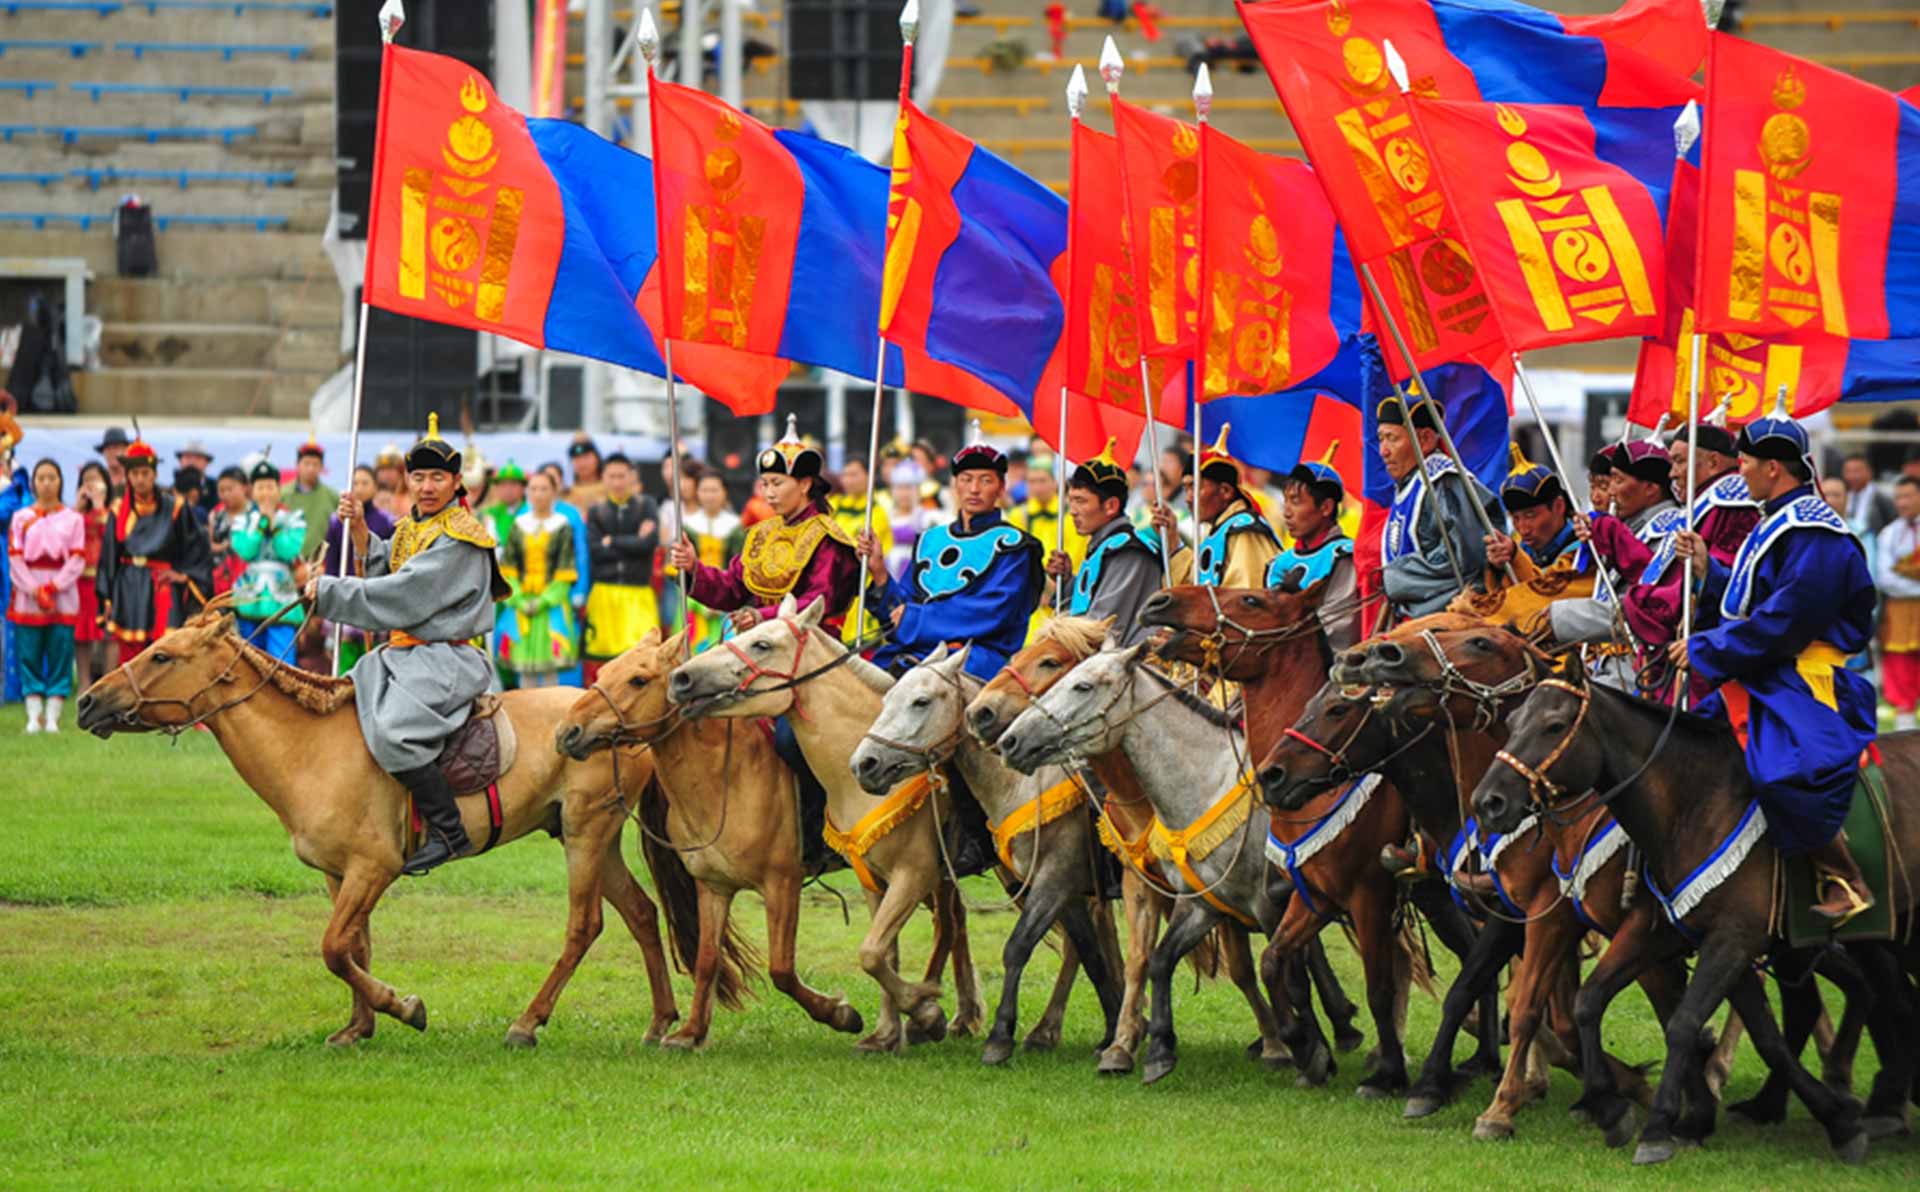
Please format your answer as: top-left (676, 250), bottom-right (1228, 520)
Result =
top-left (1699, 34), bottom-right (1920, 342)
top-left (1111, 97), bottom-right (1201, 360)
top-left (1408, 98), bottom-right (1667, 350)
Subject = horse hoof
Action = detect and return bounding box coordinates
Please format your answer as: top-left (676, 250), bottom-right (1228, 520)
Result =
top-left (1863, 1115), bottom-right (1909, 1140)
top-left (642, 1013), bottom-right (679, 1045)
top-left (1355, 1082), bottom-right (1396, 1102)
top-left (854, 1032), bottom-right (900, 1054)
top-left (1403, 1095), bottom-right (1443, 1120)
top-left (1097, 1047), bottom-right (1134, 1076)
top-left (1726, 1098), bottom-right (1785, 1126)
top-left (502, 1027), bottom-right (537, 1050)
top-left (398, 996), bottom-right (427, 1033)
top-left (1261, 1050), bottom-right (1293, 1073)
top-left (982, 1038), bottom-right (1015, 1067)
top-left (325, 1025), bottom-right (370, 1048)
top-left (1141, 1055), bottom-right (1177, 1086)
top-left (1244, 1038), bottom-right (1264, 1060)
top-left (1023, 1028), bottom-right (1061, 1053)
top-left (908, 1001), bottom-right (948, 1044)
top-left (660, 1032), bottom-right (705, 1052)
top-left (1834, 1131), bottom-right (1871, 1165)
top-left (1604, 1109), bottom-right (1640, 1150)
top-left (829, 1004), bottom-right (865, 1035)
top-left (1335, 1027), bottom-right (1366, 1054)
top-left (950, 1015), bottom-right (982, 1040)
top-left (1295, 1046), bottom-right (1334, 1089)
top-left (1633, 1140), bottom-right (1676, 1166)
top-left (1473, 1118), bottom-right (1515, 1142)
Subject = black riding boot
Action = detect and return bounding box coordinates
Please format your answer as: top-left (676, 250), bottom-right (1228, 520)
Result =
top-left (397, 764), bottom-right (472, 876)
top-left (942, 768), bottom-right (997, 878)
top-left (772, 716), bottom-right (842, 876)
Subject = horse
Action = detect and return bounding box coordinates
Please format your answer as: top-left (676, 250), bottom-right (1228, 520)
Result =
top-left (852, 642), bottom-right (1124, 1065)
top-left (665, 594), bottom-right (985, 1052)
top-left (554, 627), bottom-right (866, 1049)
top-left (966, 615), bottom-right (1307, 1077)
top-left (1472, 660), bottom-right (1920, 1163)
top-left (999, 642), bottom-right (1291, 1085)
top-left (1139, 582), bottom-right (1441, 1096)
top-left (73, 595), bottom-right (682, 1049)
top-left (1278, 617), bottom-right (1685, 1139)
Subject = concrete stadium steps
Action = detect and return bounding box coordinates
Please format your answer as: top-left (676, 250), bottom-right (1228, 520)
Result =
top-left (0, 55), bottom-right (336, 90)
top-left (0, 5), bottom-right (334, 42)
top-left (0, 227), bottom-right (331, 279)
top-left (76, 364), bottom-right (330, 419)
top-left (3, 91), bottom-right (330, 133)
top-left (92, 276), bottom-right (337, 326)
top-left (100, 321), bottom-right (279, 369)
top-left (0, 185), bottom-right (332, 233)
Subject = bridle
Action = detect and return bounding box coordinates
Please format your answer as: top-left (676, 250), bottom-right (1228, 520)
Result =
top-left (859, 662), bottom-right (977, 774)
top-left (1490, 677), bottom-right (1592, 810)
top-left (1415, 628), bottom-right (1543, 732)
top-left (107, 606), bottom-right (304, 738)
top-left (687, 615), bottom-right (866, 712)
top-left (588, 671), bottom-right (735, 853)
top-left (1279, 690), bottom-right (1436, 790)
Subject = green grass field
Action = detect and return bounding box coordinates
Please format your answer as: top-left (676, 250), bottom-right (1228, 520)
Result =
top-left (1, 703), bottom-right (1913, 1190)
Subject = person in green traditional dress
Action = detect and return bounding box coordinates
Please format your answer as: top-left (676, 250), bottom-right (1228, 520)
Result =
top-left (499, 469), bottom-right (579, 686)
top-left (229, 456), bottom-right (307, 664)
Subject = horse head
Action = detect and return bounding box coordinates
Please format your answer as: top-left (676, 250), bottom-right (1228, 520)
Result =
top-left (1362, 618), bottom-right (1551, 732)
top-left (1471, 664), bottom-right (1599, 836)
top-left (75, 592), bottom-right (245, 737)
top-left (667, 594), bottom-right (827, 720)
top-left (852, 643), bottom-right (974, 794)
top-left (555, 627), bottom-right (685, 760)
top-left (966, 614), bottom-right (1112, 747)
top-left (1332, 612), bottom-right (1490, 687)
top-left (1138, 578), bottom-right (1330, 683)
top-left (1257, 675), bottom-right (1400, 811)
top-left (997, 641), bottom-right (1143, 775)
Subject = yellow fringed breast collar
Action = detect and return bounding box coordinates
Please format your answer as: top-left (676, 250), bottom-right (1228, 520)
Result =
top-left (1148, 772), bottom-right (1261, 928)
top-left (821, 772), bottom-right (933, 893)
top-left (992, 778), bottom-right (1086, 874)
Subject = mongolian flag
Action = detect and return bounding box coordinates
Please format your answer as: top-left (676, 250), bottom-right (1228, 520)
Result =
top-left (1406, 96), bottom-right (1671, 351)
top-left (1110, 97), bottom-right (1202, 361)
top-left (1196, 123), bottom-right (1357, 398)
top-left (1696, 34), bottom-right (1920, 344)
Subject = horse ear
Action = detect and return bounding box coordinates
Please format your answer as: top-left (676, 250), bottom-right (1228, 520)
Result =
top-left (924, 642), bottom-right (949, 665)
top-left (1115, 641), bottom-right (1146, 666)
top-left (662, 628), bottom-right (690, 660)
top-left (1097, 615), bottom-right (1117, 637)
top-left (1299, 574), bottom-right (1331, 611)
top-left (639, 626), bottom-right (663, 649)
top-left (778, 594), bottom-right (799, 619)
top-left (945, 643), bottom-right (972, 674)
top-left (795, 595), bottom-right (826, 628)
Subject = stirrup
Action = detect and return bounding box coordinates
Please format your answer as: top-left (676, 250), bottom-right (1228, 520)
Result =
top-left (1811, 871), bottom-right (1873, 926)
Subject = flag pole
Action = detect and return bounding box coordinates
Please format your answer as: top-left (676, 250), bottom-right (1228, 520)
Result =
top-left (332, 0), bottom-right (406, 677)
top-left (1100, 36), bottom-right (1173, 584)
top-left (1056, 64), bottom-right (1089, 611)
top-left (1674, 99), bottom-right (1704, 647)
top-left (855, 0), bottom-right (918, 644)
top-left (1190, 64), bottom-right (1211, 576)
top-left (1508, 354), bottom-right (1621, 608)
top-left (636, 11), bottom-right (694, 635)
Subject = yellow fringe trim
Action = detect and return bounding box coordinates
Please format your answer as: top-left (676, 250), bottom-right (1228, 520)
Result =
top-left (993, 778), bottom-right (1086, 874)
top-left (822, 772), bottom-right (934, 893)
top-left (1149, 772), bottom-right (1261, 928)
top-left (1097, 805), bottom-right (1159, 876)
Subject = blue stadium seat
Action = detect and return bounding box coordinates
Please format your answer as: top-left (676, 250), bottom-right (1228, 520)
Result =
top-left (50, 124), bottom-right (260, 145)
top-left (0, 212), bottom-right (105, 230)
top-left (0, 39), bottom-right (102, 57)
top-left (155, 212), bottom-right (289, 231)
top-left (0, 125), bottom-right (38, 141)
top-left (0, 80), bottom-right (57, 98)
top-left (0, 2), bottom-right (122, 14)
top-left (70, 81), bottom-right (294, 104)
top-left (0, 172), bottom-right (63, 188)
top-left (135, 0), bottom-right (329, 12)
top-left (115, 40), bottom-right (310, 61)
top-left (70, 165), bottom-right (295, 190)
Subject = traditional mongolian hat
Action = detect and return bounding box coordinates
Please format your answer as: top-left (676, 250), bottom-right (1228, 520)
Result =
top-left (1668, 394), bottom-right (1737, 459)
top-left (493, 460), bottom-right (527, 485)
top-left (1376, 394), bottom-right (1444, 432)
top-left (1500, 442), bottom-right (1566, 512)
top-left (758, 414), bottom-right (824, 481)
top-left (1287, 441), bottom-right (1345, 506)
top-left (950, 419), bottom-right (1008, 476)
top-left (374, 442), bottom-right (405, 470)
top-left (1069, 437), bottom-right (1130, 503)
top-left (247, 450), bottom-right (280, 485)
top-left (567, 434), bottom-right (600, 460)
top-left (296, 431), bottom-right (325, 461)
top-left (122, 427), bottom-right (159, 471)
top-left (1735, 386), bottom-right (1815, 475)
top-left (404, 412), bottom-right (462, 475)
top-left (1182, 424), bottom-right (1242, 486)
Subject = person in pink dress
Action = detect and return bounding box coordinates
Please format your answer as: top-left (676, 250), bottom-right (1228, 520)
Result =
top-left (8, 459), bottom-right (86, 733)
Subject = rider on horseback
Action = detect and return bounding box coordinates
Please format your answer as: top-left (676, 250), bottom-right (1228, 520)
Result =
top-left (306, 414), bottom-right (510, 876)
top-left (1047, 439), bottom-right (1164, 645)
top-left (1376, 397), bottom-right (1500, 622)
top-left (665, 416), bottom-right (860, 873)
top-left (1563, 431), bottom-right (1682, 686)
top-left (1271, 446), bottom-right (1360, 652)
top-left (1667, 393), bottom-right (1878, 924)
top-left (1154, 426), bottom-right (1279, 589)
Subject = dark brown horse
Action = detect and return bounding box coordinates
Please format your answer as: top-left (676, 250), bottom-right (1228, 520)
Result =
top-left (1140, 582), bottom-right (1444, 1095)
top-left (1473, 659), bottom-right (1920, 1164)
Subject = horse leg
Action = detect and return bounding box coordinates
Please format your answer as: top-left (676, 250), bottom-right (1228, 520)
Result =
top-left (1057, 897), bottom-right (1122, 1053)
top-left (596, 830), bottom-right (680, 1041)
top-left (504, 829), bottom-right (609, 1049)
top-left (318, 866), bottom-right (424, 1034)
top-left (1410, 880), bottom-right (1505, 1080)
top-left (982, 883), bottom-right (1073, 1067)
top-left (322, 874), bottom-right (376, 1046)
top-left (1265, 904), bottom-right (1334, 1087)
top-left (1221, 923), bottom-right (1289, 1070)
top-left (1857, 945), bottom-right (1916, 1138)
top-left (1404, 911), bottom-right (1521, 1119)
top-left (1351, 882), bottom-right (1410, 1099)
top-left (761, 871), bottom-right (863, 1036)
top-left (1634, 930), bottom-right (1757, 1165)
top-left (1474, 908), bottom-right (1576, 1139)
top-left (1140, 903), bottom-right (1222, 1086)
top-left (660, 884), bottom-right (737, 1051)
top-left (1099, 876), bottom-right (1158, 1075)
top-left (1705, 1009), bottom-right (1743, 1100)
top-left (1720, 968), bottom-right (1869, 1164)
top-left (1024, 927), bottom-right (1078, 1053)
top-left (856, 880), bottom-right (942, 1054)
top-left (1307, 934), bottom-right (1365, 1053)
top-left (1822, 988), bottom-right (1864, 1099)
top-left (943, 887), bottom-right (986, 1038)
top-left (1571, 910), bottom-right (1682, 1145)
top-left (1724, 956), bottom-right (1826, 1126)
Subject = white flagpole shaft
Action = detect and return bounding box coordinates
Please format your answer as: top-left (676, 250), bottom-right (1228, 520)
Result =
top-left (329, 299), bottom-right (373, 676)
top-left (1510, 352), bottom-right (1619, 608)
top-left (1680, 331), bottom-right (1703, 642)
top-left (662, 336), bottom-right (690, 632)
top-left (1054, 384), bottom-right (1068, 611)
top-left (1190, 379), bottom-right (1201, 575)
top-left (1138, 361), bottom-right (1174, 584)
top-left (852, 338), bottom-right (887, 642)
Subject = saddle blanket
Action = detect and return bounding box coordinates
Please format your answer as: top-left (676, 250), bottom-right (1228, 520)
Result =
top-left (1778, 754), bottom-right (1898, 948)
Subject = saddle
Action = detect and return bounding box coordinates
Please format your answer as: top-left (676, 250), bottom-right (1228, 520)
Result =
top-left (1777, 752), bottom-right (1900, 948)
top-left (435, 694), bottom-right (520, 796)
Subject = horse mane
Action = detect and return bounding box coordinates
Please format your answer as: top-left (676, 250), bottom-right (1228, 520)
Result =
top-left (805, 626), bottom-right (893, 694)
top-left (1033, 615), bottom-right (1109, 660)
top-left (233, 632), bottom-right (356, 715)
top-left (1138, 663), bottom-right (1239, 730)
top-left (1586, 675), bottom-right (1737, 745)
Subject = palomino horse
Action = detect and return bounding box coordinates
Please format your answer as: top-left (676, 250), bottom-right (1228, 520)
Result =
top-left (1000, 643), bottom-right (1289, 1085)
top-left (666, 595), bottom-right (985, 1052)
top-left (1475, 661), bottom-right (1920, 1164)
top-left (967, 615), bottom-right (1318, 1077)
top-left (852, 643), bottom-right (1123, 1065)
top-left (73, 597), bottom-right (681, 1048)
top-left (555, 628), bottom-right (865, 1049)
top-left (1142, 584), bottom-right (1471, 1097)
top-left (1273, 619), bottom-right (1678, 1140)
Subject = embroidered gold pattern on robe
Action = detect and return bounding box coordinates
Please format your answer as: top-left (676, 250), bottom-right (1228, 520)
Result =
top-left (390, 504), bottom-right (499, 573)
top-left (740, 513), bottom-right (853, 604)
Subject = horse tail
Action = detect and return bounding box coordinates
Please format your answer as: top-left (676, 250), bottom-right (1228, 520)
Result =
top-left (1395, 914), bottom-right (1438, 1000)
top-left (637, 776), bottom-right (761, 1011)
top-left (1186, 924), bottom-right (1227, 983)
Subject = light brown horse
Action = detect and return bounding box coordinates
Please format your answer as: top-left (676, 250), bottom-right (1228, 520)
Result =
top-left (966, 615), bottom-right (1301, 1075)
top-left (666, 595), bottom-right (985, 1053)
top-left (74, 596), bottom-right (682, 1048)
top-left (556, 627), bottom-right (867, 1048)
